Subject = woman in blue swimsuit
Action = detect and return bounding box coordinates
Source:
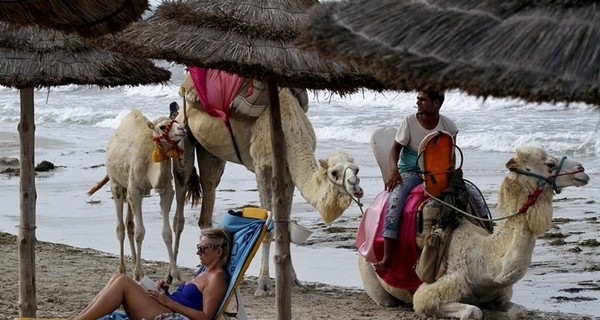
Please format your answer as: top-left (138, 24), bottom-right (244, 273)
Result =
top-left (75, 227), bottom-right (232, 320)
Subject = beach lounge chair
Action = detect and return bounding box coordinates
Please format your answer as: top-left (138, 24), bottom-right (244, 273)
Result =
top-left (93, 207), bottom-right (272, 320)
top-left (212, 207), bottom-right (273, 320)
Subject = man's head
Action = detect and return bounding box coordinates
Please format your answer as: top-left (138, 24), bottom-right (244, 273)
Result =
top-left (416, 90), bottom-right (445, 115)
top-left (425, 90), bottom-right (445, 107)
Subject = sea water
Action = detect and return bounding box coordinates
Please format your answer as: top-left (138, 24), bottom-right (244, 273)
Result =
top-left (1, 62), bottom-right (599, 316)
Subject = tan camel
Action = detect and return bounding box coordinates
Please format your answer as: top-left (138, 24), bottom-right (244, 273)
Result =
top-left (88, 109), bottom-right (186, 282)
top-left (172, 73), bottom-right (364, 295)
top-left (359, 146), bottom-right (589, 319)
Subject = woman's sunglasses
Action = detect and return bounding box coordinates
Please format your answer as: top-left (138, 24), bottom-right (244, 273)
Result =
top-left (196, 244), bottom-right (220, 254)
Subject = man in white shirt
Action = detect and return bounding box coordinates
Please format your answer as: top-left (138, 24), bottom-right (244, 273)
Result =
top-left (375, 90), bottom-right (458, 271)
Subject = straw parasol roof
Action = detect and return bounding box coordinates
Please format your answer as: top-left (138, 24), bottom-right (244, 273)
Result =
top-left (0, 0), bottom-right (150, 38)
top-left (0, 22), bottom-right (171, 88)
top-left (91, 0), bottom-right (386, 93)
top-left (299, 0), bottom-right (600, 105)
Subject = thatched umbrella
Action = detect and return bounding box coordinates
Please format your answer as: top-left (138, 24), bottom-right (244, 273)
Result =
top-left (0, 0), bottom-right (150, 38)
top-left (299, 0), bottom-right (600, 106)
top-left (0, 22), bottom-right (170, 318)
top-left (91, 0), bottom-right (385, 92)
top-left (92, 1), bottom-right (384, 318)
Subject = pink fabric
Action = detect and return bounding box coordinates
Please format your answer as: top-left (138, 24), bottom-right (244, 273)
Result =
top-left (356, 184), bottom-right (428, 291)
top-left (355, 190), bottom-right (389, 263)
top-left (187, 66), bottom-right (244, 122)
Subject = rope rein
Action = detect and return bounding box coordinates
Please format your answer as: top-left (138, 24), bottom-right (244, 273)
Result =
top-left (425, 155), bottom-right (583, 222)
top-left (330, 167), bottom-right (364, 215)
top-left (152, 118), bottom-right (177, 144)
top-left (423, 188), bottom-right (522, 222)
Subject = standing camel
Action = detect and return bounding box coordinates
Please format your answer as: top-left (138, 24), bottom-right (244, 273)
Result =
top-left (88, 109), bottom-right (186, 282)
top-left (172, 73), bottom-right (364, 295)
top-left (359, 146), bottom-right (589, 319)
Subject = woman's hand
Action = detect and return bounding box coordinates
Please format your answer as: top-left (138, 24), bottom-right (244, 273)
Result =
top-left (156, 279), bottom-right (170, 294)
top-left (147, 289), bottom-right (172, 307)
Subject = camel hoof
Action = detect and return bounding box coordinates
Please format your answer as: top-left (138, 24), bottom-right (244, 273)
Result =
top-left (507, 304), bottom-right (528, 319)
top-left (292, 277), bottom-right (310, 293)
top-left (254, 288), bottom-right (273, 297)
top-left (460, 306), bottom-right (483, 320)
top-left (292, 282), bottom-right (310, 294)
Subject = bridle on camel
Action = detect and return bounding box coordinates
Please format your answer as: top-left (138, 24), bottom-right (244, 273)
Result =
top-left (153, 118), bottom-right (178, 144)
top-left (424, 155), bottom-right (584, 222)
top-left (152, 118), bottom-right (184, 161)
top-left (329, 167), bottom-right (364, 215)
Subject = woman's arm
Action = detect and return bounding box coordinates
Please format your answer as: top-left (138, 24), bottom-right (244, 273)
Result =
top-left (149, 272), bottom-right (228, 320)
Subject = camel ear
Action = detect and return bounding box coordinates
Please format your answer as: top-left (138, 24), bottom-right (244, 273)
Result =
top-left (318, 158), bottom-right (329, 169)
top-left (506, 157), bottom-right (519, 170)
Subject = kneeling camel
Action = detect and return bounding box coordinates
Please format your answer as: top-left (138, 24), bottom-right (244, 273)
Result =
top-left (360, 146), bottom-right (589, 319)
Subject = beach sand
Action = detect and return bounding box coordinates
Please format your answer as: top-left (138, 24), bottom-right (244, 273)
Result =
top-left (0, 232), bottom-right (597, 320)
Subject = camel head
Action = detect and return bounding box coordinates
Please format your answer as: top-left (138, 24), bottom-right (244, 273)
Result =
top-left (316, 151), bottom-right (364, 223)
top-left (501, 146), bottom-right (589, 235)
top-left (152, 116), bottom-right (186, 143)
top-left (506, 146), bottom-right (589, 192)
top-left (150, 116), bottom-right (187, 162)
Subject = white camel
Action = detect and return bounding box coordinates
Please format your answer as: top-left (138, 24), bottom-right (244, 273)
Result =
top-left (172, 73), bottom-right (364, 295)
top-left (88, 109), bottom-right (186, 282)
top-left (359, 146), bottom-right (589, 319)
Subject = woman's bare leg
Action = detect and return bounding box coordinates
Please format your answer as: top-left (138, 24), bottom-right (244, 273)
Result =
top-left (78, 273), bottom-right (122, 316)
top-left (75, 273), bottom-right (170, 320)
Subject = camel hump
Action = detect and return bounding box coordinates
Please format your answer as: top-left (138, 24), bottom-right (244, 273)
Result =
top-left (418, 131), bottom-right (455, 198)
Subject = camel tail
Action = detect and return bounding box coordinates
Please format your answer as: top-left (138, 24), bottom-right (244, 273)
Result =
top-left (88, 175), bottom-right (110, 196)
top-left (185, 167), bottom-right (202, 207)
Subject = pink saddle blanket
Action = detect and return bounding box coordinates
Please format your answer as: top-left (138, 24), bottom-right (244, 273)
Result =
top-left (187, 66), bottom-right (245, 122)
top-left (355, 184), bottom-right (428, 290)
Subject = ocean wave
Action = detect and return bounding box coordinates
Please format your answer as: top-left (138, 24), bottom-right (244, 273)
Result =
top-left (313, 123), bottom-right (599, 157)
top-left (459, 131), bottom-right (600, 156)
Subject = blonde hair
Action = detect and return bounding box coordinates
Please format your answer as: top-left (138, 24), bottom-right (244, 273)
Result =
top-left (201, 227), bottom-right (232, 266)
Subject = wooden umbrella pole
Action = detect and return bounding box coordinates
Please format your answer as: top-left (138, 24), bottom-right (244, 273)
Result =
top-left (267, 81), bottom-right (292, 320)
top-left (18, 87), bottom-right (37, 317)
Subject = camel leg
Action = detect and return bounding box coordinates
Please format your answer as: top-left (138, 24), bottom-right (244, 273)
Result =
top-left (171, 134), bottom-right (198, 283)
top-left (284, 172), bottom-right (306, 292)
top-left (111, 183), bottom-right (127, 275)
top-left (254, 166), bottom-right (304, 296)
top-left (125, 204), bottom-right (136, 269)
top-left (197, 144), bottom-right (225, 228)
top-left (481, 288), bottom-right (528, 320)
top-left (256, 231), bottom-right (273, 297)
top-left (255, 166), bottom-right (273, 296)
top-left (127, 186), bottom-right (146, 281)
top-left (428, 302), bottom-right (483, 320)
top-left (413, 275), bottom-right (482, 320)
top-left (156, 183), bottom-right (179, 283)
top-left (357, 256), bottom-right (400, 307)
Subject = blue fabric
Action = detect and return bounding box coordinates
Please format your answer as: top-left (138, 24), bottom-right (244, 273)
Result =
top-left (383, 170), bottom-right (422, 239)
top-left (97, 311), bottom-right (128, 320)
top-left (211, 210), bottom-right (272, 319)
top-left (169, 282), bottom-right (203, 310)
